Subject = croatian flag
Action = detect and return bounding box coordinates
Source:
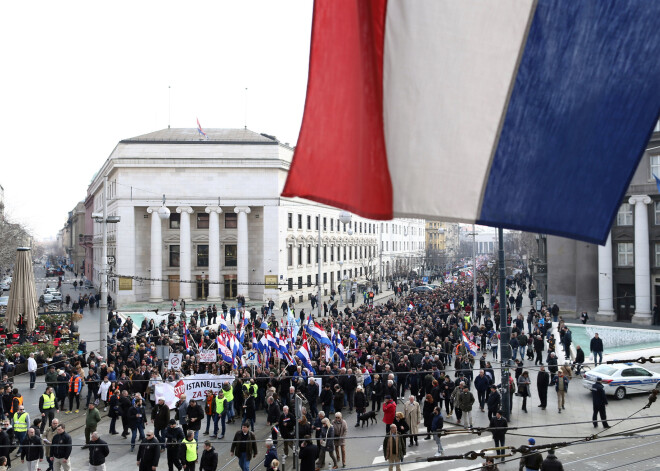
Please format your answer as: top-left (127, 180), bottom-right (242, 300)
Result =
top-left (278, 335), bottom-right (295, 366)
top-left (182, 321), bottom-right (190, 352)
top-left (296, 331), bottom-right (316, 373)
top-left (265, 330), bottom-right (279, 351)
top-left (407, 303), bottom-right (414, 312)
top-left (252, 327), bottom-right (259, 352)
top-left (307, 322), bottom-right (333, 347)
top-left (260, 320), bottom-right (269, 330)
top-left (350, 325), bottom-right (357, 347)
top-left (196, 118), bottom-right (207, 139)
top-left (462, 332), bottom-right (478, 357)
top-left (219, 316), bottom-right (229, 332)
top-left (281, 1), bottom-right (660, 245)
top-left (216, 338), bottom-right (234, 364)
top-left (335, 338), bottom-right (346, 368)
top-left (363, 367), bottom-right (372, 386)
top-left (259, 334), bottom-right (269, 353)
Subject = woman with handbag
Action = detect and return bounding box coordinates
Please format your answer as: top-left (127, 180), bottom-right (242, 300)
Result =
top-left (517, 371), bottom-right (531, 413)
top-left (316, 418), bottom-right (338, 470)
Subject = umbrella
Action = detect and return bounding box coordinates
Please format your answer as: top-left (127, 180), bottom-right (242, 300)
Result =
top-left (5, 247), bottom-right (39, 332)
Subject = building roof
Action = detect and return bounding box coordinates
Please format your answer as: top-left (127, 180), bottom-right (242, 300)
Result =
top-left (120, 128), bottom-right (280, 145)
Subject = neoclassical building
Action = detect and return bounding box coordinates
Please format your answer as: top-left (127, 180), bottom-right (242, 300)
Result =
top-left (85, 128), bottom-right (425, 307)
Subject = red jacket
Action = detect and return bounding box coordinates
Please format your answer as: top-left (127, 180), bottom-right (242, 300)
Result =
top-left (382, 400), bottom-right (396, 425)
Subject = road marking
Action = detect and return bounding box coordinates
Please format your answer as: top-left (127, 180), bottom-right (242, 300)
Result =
top-left (372, 437), bottom-right (492, 465)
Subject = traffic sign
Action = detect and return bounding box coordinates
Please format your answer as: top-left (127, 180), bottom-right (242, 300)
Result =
top-left (169, 353), bottom-right (183, 370)
top-left (245, 351), bottom-right (259, 366)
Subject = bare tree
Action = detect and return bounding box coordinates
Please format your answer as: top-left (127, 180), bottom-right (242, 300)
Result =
top-left (0, 215), bottom-right (32, 274)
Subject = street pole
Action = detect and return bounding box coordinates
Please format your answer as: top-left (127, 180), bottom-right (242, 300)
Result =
top-left (317, 213), bottom-right (322, 316)
top-left (379, 223), bottom-right (383, 293)
top-left (99, 176), bottom-right (109, 358)
top-left (498, 227), bottom-right (511, 420)
top-left (472, 224), bottom-right (478, 318)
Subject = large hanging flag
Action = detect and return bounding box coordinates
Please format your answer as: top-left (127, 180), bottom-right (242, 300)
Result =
top-left (281, 0), bottom-right (660, 245)
top-left (462, 331), bottom-right (478, 357)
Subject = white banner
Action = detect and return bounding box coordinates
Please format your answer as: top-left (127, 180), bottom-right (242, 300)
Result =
top-left (199, 350), bottom-right (217, 363)
top-left (155, 373), bottom-right (236, 407)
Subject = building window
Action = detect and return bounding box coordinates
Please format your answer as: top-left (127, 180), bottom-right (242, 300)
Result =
top-left (323, 246), bottom-right (327, 262)
top-left (298, 276), bottom-right (303, 289)
top-left (323, 217), bottom-right (327, 231)
top-left (617, 203), bottom-right (633, 226)
top-left (307, 246), bottom-right (312, 264)
top-left (343, 246), bottom-right (347, 260)
top-left (330, 246), bottom-right (334, 262)
top-left (169, 245), bottom-right (180, 267)
top-left (197, 245), bottom-right (209, 267)
top-left (617, 242), bottom-right (633, 267)
top-left (307, 275), bottom-right (312, 287)
top-left (298, 246), bottom-right (303, 265)
top-left (316, 245), bottom-right (320, 263)
top-left (652, 155), bottom-right (660, 180)
top-left (307, 215), bottom-right (311, 230)
top-left (315, 216), bottom-right (319, 231)
top-left (655, 202), bottom-right (660, 226)
top-left (323, 273), bottom-right (327, 284)
top-left (225, 244), bottom-right (237, 267)
top-left (656, 243), bottom-right (660, 267)
top-left (169, 214), bottom-right (180, 229)
top-left (225, 213), bottom-right (237, 229)
top-left (298, 214), bottom-right (302, 229)
top-left (197, 213), bottom-right (209, 229)
top-left (288, 213), bottom-right (293, 229)
top-left (288, 278), bottom-right (293, 291)
top-left (331, 219), bottom-right (334, 232)
top-left (288, 246), bottom-right (293, 266)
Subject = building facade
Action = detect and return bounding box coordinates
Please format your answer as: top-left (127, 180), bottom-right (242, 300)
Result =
top-left (83, 128), bottom-right (426, 307)
top-left (549, 120), bottom-right (660, 324)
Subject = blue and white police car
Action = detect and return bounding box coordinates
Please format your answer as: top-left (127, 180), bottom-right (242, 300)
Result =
top-left (582, 363), bottom-right (660, 400)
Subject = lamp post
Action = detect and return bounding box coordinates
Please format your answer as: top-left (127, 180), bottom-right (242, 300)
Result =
top-left (338, 260), bottom-right (344, 305)
top-left (317, 213), bottom-right (323, 316)
top-left (201, 271), bottom-right (205, 300)
top-left (338, 211), bottom-right (353, 305)
top-left (94, 175), bottom-right (123, 359)
top-left (487, 261), bottom-right (494, 310)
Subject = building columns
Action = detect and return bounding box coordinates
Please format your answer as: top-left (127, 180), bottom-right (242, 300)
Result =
top-left (629, 195), bottom-right (653, 325)
top-left (235, 206), bottom-right (251, 299)
top-left (147, 207), bottom-right (164, 303)
top-left (596, 232), bottom-right (615, 322)
top-left (177, 206), bottom-right (194, 302)
top-left (205, 206), bottom-right (222, 302)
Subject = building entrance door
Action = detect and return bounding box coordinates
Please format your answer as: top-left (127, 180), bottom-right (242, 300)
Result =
top-left (224, 275), bottom-right (237, 299)
top-left (196, 275), bottom-right (209, 300)
top-left (168, 275), bottom-right (180, 301)
top-left (616, 284), bottom-right (635, 322)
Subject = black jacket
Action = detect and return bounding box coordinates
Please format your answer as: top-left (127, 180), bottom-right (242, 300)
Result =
top-left (51, 431), bottom-right (72, 459)
top-left (537, 371), bottom-right (550, 392)
top-left (165, 425), bottom-right (185, 448)
top-left (186, 404), bottom-right (204, 431)
top-left (200, 447), bottom-right (218, 471)
top-left (486, 391), bottom-right (501, 412)
top-left (541, 453), bottom-right (564, 470)
top-left (0, 430), bottom-right (10, 459)
top-left (88, 438), bottom-right (109, 465)
top-left (137, 437), bottom-right (161, 470)
top-left (488, 416), bottom-right (508, 440)
top-left (267, 402), bottom-right (281, 425)
top-left (591, 382), bottom-right (608, 408)
top-left (590, 337), bottom-right (604, 353)
top-left (20, 435), bottom-right (44, 462)
top-left (299, 443), bottom-right (319, 471)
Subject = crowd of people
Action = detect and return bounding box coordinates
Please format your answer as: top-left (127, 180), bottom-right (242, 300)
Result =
top-left (1, 269), bottom-right (603, 471)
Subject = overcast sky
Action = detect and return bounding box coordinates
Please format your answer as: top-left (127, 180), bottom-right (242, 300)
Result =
top-left (0, 1), bottom-right (313, 240)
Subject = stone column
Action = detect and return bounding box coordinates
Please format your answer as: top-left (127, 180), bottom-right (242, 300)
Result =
top-left (235, 206), bottom-right (251, 299)
top-left (177, 206), bottom-right (194, 302)
top-left (147, 207), bottom-right (164, 303)
top-left (629, 195), bottom-right (653, 325)
top-left (205, 206), bottom-right (222, 302)
top-left (595, 232), bottom-right (615, 322)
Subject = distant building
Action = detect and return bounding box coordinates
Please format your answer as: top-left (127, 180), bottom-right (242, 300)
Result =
top-left (79, 128), bottom-right (426, 307)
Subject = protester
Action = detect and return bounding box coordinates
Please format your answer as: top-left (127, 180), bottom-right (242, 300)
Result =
top-left (230, 424), bottom-right (258, 471)
top-left (382, 424), bottom-right (406, 471)
top-left (88, 432), bottom-right (109, 471)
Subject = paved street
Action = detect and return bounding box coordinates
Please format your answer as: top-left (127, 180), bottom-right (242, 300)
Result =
top-left (7, 269), bottom-right (659, 471)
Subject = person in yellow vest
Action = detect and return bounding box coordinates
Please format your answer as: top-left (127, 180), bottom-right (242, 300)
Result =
top-left (12, 405), bottom-right (29, 456)
top-left (178, 430), bottom-right (197, 471)
top-left (223, 382), bottom-right (235, 424)
top-left (39, 386), bottom-right (57, 433)
top-left (212, 391), bottom-right (227, 439)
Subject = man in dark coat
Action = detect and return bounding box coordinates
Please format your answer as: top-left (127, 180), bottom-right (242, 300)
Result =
top-left (166, 419), bottom-right (185, 471)
top-left (591, 378), bottom-right (610, 428)
top-left (88, 431), bottom-right (110, 469)
top-left (20, 428), bottom-right (44, 466)
top-left (486, 385), bottom-right (500, 421)
top-left (299, 437), bottom-right (319, 471)
top-left (537, 366), bottom-right (550, 410)
top-left (137, 430), bottom-right (161, 471)
top-left (541, 449), bottom-right (564, 470)
top-left (152, 398), bottom-right (171, 450)
top-left (186, 400), bottom-right (204, 441)
top-left (533, 335), bottom-right (544, 366)
top-left (200, 440), bottom-right (218, 471)
top-left (488, 411), bottom-right (508, 463)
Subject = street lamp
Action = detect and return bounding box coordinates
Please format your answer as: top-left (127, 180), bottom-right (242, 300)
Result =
top-left (338, 211), bottom-right (353, 305)
top-left (487, 261), bottom-right (494, 310)
top-left (93, 176), bottom-right (123, 359)
top-left (338, 260), bottom-right (344, 305)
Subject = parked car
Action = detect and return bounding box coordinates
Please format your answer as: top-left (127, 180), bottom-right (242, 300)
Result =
top-left (50, 291), bottom-right (62, 302)
top-left (582, 363), bottom-right (660, 400)
top-left (410, 285), bottom-right (434, 293)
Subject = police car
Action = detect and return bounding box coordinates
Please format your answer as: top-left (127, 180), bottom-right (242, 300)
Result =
top-left (582, 363), bottom-right (660, 400)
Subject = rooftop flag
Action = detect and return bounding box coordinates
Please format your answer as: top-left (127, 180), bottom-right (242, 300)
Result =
top-left (281, 0), bottom-right (660, 245)
top-left (196, 118), bottom-right (207, 139)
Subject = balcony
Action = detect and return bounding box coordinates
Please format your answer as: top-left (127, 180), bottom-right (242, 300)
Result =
top-left (78, 234), bottom-right (93, 248)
